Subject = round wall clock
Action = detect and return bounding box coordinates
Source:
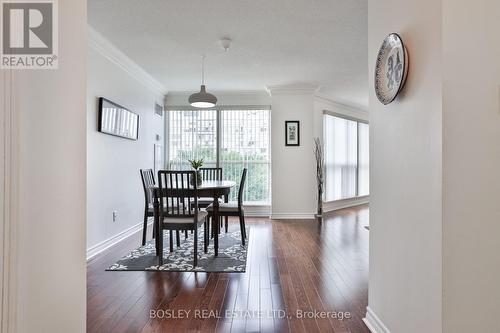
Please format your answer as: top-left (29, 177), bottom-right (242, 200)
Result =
top-left (374, 33), bottom-right (409, 105)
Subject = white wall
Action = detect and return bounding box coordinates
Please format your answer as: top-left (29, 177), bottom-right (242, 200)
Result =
top-left (270, 87), bottom-right (317, 218)
top-left (442, 1), bottom-right (500, 332)
top-left (87, 32), bottom-right (165, 252)
top-left (11, 0), bottom-right (87, 331)
top-left (367, 0), bottom-right (443, 332)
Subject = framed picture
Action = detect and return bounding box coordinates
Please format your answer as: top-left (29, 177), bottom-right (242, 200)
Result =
top-left (285, 121), bottom-right (300, 146)
top-left (98, 97), bottom-right (139, 140)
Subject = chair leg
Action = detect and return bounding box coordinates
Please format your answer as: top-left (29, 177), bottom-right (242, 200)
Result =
top-left (193, 228), bottom-right (198, 267)
top-left (169, 230), bottom-right (174, 252)
top-left (155, 228), bottom-right (160, 255)
top-left (158, 228), bottom-right (163, 267)
top-left (204, 220), bottom-right (208, 253)
top-left (142, 211), bottom-right (148, 246)
top-left (176, 230), bottom-right (180, 247)
top-left (225, 216), bottom-right (228, 233)
top-left (210, 216), bottom-right (214, 239)
top-left (239, 213), bottom-right (246, 246)
top-left (185, 230), bottom-right (188, 239)
top-left (152, 216), bottom-right (157, 240)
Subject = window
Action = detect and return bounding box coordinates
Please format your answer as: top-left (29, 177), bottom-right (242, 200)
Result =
top-left (324, 113), bottom-right (369, 201)
top-left (167, 108), bottom-right (271, 204)
top-left (168, 110), bottom-right (217, 170)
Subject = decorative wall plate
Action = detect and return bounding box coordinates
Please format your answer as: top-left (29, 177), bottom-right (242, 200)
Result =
top-left (375, 33), bottom-right (409, 105)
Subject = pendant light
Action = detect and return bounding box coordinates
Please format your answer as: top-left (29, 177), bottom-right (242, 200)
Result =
top-left (189, 55), bottom-right (217, 108)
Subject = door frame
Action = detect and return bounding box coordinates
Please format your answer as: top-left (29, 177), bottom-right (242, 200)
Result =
top-left (1, 69), bottom-right (18, 333)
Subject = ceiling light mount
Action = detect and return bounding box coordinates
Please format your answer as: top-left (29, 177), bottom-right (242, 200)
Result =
top-left (220, 37), bottom-right (231, 52)
top-left (189, 55), bottom-right (217, 108)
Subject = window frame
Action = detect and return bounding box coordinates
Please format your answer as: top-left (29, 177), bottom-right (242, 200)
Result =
top-left (323, 110), bottom-right (369, 201)
top-left (165, 105), bottom-right (272, 205)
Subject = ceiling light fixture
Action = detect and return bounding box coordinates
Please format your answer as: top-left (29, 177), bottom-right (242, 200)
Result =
top-left (220, 37), bottom-right (231, 52)
top-left (189, 55), bottom-right (217, 108)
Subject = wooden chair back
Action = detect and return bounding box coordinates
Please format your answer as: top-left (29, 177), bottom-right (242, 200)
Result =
top-left (199, 167), bottom-right (222, 181)
top-left (155, 170), bottom-right (199, 220)
top-left (140, 169), bottom-right (155, 207)
top-left (238, 168), bottom-right (247, 208)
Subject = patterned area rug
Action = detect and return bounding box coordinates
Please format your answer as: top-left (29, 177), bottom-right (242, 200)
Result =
top-left (107, 228), bottom-right (248, 272)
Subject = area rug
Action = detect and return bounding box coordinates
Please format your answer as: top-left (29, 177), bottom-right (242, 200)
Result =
top-left (107, 228), bottom-right (248, 272)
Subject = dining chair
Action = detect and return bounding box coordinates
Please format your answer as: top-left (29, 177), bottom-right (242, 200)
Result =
top-left (140, 169), bottom-right (181, 247)
top-left (199, 167), bottom-right (228, 233)
top-left (206, 168), bottom-right (247, 245)
top-left (154, 170), bottom-right (209, 267)
top-left (140, 169), bottom-right (156, 246)
top-left (198, 167), bottom-right (223, 207)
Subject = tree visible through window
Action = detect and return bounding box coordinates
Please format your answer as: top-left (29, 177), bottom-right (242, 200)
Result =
top-left (167, 109), bottom-right (271, 204)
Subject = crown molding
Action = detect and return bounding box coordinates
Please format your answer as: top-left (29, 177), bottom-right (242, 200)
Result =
top-left (266, 83), bottom-right (320, 95)
top-left (88, 25), bottom-right (167, 97)
top-left (314, 92), bottom-right (369, 113)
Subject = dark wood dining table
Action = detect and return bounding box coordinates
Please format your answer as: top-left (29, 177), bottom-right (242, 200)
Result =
top-left (153, 180), bottom-right (235, 256)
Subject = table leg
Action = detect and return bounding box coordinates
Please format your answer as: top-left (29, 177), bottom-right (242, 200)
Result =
top-left (213, 195), bottom-right (219, 256)
top-left (224, 194), bottom-right (229, 233)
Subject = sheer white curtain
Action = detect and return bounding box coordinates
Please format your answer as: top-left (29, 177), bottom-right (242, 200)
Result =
top-left (358, 123), bottom-right (370, 196)
top-left (324, 115), bottom-right (358, 201)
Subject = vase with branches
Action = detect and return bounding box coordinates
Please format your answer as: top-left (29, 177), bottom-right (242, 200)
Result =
top-left (314, 138), bottom-right (324, 218)
top-left (188, 158), bottom-right (203, 186)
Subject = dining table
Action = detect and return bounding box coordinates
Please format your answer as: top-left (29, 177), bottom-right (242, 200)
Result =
top-left (153, 180), bottom-right (235, 256)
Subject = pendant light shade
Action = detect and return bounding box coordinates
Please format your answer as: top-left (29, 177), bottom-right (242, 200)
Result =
top-left (189, 85), bottom-right (217, 108)
top-left (189, 56), bottom-right (217, 108)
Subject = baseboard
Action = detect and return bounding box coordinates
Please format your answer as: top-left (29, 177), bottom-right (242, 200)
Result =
top-left (323, 196), bottom-right (369, 212)
top-left (270, 213), bottom-right (316, 220)
top-left (86, 219), bottom-right (153, 260)
top-left (244, 205), bottom-right (271, 217)
top-left (363, 307), bottom-right (391, 333)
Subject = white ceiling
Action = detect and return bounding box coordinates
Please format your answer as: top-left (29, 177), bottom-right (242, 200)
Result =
top-left (88, 0), bottom-right (368, 108)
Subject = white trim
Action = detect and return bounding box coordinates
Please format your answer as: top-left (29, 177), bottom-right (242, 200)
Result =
top-left (363, 307), bottom-right (391, 333)
top-left (323, 196), bottom-right (369, 212)
top-left (1, 69), bottom-right (17, 333)
top-left (86, 220), bottom-right (154, 260)
top-left (323, 110), bottom-right (368, 124)
top-left (244, 205), bottom-right (271, 217)
top-left (270, 213), bottom-right (316, 220)
top-left (88, 25), bottom-right (167, 97)
top-left (267, 83), bottom-right (319, 95)
top-left (314, 92), bottom-right (369, 113)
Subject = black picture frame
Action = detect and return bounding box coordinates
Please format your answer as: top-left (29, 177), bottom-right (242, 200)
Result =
top-left (285, 121), bottom-right (300, 146)
top-left (98, 97), bottom-right (139, 140)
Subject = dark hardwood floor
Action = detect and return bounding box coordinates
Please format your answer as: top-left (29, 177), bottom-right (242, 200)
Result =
top-left (87, 205), bottom-right (370, 333)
